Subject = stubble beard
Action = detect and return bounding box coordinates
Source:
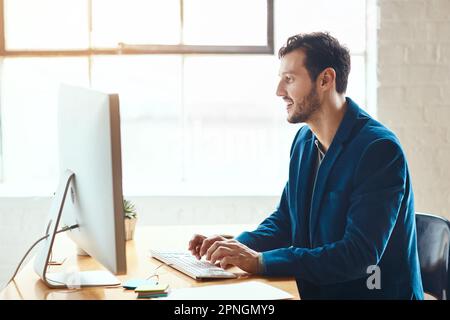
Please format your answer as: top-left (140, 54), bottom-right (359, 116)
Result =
top-left (287, 87), bottom-right (321, 124)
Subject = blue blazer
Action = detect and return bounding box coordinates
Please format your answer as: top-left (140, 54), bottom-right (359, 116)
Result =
top-left (236, 98), bottom-right (424, 299)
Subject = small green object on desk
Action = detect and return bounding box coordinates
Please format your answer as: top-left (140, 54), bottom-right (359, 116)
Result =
top-left (122, 279), bottom-right (157, 290)
top-left (135, 283), bottom-right (169, 299)
top-left (136, 292), bottom-right (169, 299)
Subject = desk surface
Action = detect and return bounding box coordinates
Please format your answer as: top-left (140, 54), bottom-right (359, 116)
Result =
top-left (0, 225), bottom-right (300, 300)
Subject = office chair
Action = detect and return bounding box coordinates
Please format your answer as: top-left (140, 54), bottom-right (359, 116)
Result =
top-left (415, 212), bottom-right (450, 300)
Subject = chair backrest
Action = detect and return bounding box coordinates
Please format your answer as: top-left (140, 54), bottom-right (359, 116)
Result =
top-left (415, 212), bottom-right (450, 300)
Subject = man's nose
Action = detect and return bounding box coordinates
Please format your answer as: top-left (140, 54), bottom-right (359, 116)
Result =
top-left (276, 80), bottom-right (287, 97)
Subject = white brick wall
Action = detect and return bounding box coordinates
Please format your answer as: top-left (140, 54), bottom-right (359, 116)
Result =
top-left (378, 0), bottom-right (450, 219)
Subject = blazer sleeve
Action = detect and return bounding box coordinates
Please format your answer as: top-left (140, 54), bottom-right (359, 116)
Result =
top-left (235, 183), bottom-right (292, 251)
top-left (260, 138), bottom-right (408, 285)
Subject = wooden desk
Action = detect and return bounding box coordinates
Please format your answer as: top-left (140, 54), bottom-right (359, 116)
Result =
top-left (0, 225), bottom-right (300, 300)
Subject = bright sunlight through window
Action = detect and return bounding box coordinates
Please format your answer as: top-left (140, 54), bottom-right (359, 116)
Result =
top-left (0, 0), bottom-right (374, 197)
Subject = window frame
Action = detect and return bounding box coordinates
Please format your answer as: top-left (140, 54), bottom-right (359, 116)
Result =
top-left (0, 0), bottom-right (274, 56)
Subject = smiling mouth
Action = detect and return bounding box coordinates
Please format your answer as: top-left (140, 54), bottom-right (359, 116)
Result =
top-left (283, 98), bottom-right (293, 108)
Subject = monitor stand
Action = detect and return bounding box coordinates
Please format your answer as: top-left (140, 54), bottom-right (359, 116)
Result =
top-left (33, 170), bottom-right (121, 289)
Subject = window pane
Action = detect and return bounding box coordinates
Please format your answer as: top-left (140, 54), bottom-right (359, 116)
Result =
top-left (91, 55), bottom-right (183, 195)
top-left (275, 0), bottom-right (366, 53)
top-left (4, 0), bottom-right (89, 50)
top-left (346, 55), bottom-right (366, 109)
top-left (183, 0), bottom-right (267, 46)
top-left (0, 58), bottom-right (89, 194)
top-left (91, 0), bottom-right (181, 47)
top-left (183, 55), bottom-right (296, 195)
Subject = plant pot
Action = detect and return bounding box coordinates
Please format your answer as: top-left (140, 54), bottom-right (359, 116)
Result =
top-left (125, 217), bottom-right (137, 241)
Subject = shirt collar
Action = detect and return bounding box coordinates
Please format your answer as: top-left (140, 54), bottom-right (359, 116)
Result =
top-left (314, 139), bottom-right (326, 162)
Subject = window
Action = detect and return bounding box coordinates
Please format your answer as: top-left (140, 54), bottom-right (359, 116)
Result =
top-left (2, 0), bottom-right (274, 54)
top-left (0, 0), bottom-right (374, 196)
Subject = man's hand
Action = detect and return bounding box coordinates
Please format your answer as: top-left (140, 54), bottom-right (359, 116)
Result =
top-left (188, 234), bottom-right (227, 260)
top-left (206, 239), bottom-right (261, 274)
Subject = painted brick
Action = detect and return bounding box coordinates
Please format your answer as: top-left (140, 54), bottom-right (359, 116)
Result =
top-left (378, 43), bottom-right (407, 65)
top-left (378, 104), bottom-right (425, 127)
top-left (377, 86), bottom-right (405, 106)
top-left (427, 22), bottom-right (450, 43)
top-left (378, 66), bottom-right (404, 85)
top-left (436, 147), bottom-right (450, 165)
top-left (413, 186), bottom-right (448, 215)
top-left (404, 85), bottom-right (443, 105)
top-left (378, 21), bottom-right (428, 43)
top-left (406, 43), bottom-right (440, 64)
top-left (423, 106), bottom-right (450, 124)
top-left (381, 0), bottom-right (427, 22)
top-left (380, 65), bottom-right (450, 86)
top-left (407, 65), bottom-right (450, 85)
top-left (441, 84), bottom-right (450, 99)
top-left (408, 149), bottom-right (440, 170)
top-left (411, 126), bottom-right (448, 145)
top-left (439, 44), bottom-right (450, 64)
top-left (426, 0), bottom-right (450, 21)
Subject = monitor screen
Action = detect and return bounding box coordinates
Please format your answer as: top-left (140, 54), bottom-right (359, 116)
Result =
top-left (56, 84), bottom-right (126, 276)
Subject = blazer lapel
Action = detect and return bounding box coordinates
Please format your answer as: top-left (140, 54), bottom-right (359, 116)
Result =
top-left (308, 98), bottom-right (362, 245)
top-left (296, 136), bottom-right (316, 245)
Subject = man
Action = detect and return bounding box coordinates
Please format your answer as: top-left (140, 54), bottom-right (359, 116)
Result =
top-left (188, 32), bottom-right (424, 299)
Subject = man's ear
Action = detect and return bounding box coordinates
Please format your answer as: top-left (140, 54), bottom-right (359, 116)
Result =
top-left (319, 68), bottom-right (336, 90)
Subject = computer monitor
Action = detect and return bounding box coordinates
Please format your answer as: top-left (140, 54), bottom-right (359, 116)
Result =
top-left (34, 84), bottom-right (127, 288)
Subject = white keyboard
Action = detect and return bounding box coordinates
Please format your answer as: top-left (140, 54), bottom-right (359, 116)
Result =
top-left (150, 250), bottom-right (237, 280)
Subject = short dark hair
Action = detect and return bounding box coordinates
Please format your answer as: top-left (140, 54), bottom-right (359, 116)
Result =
top-left (278, 32), bottom-right (351, 94)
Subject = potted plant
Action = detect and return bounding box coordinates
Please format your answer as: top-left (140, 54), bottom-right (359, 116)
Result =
top-left (124, 198), bottom-right (138, 241)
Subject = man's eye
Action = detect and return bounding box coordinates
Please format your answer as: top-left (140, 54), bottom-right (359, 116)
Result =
top-left (285, 76), bottom-right (293, 82)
